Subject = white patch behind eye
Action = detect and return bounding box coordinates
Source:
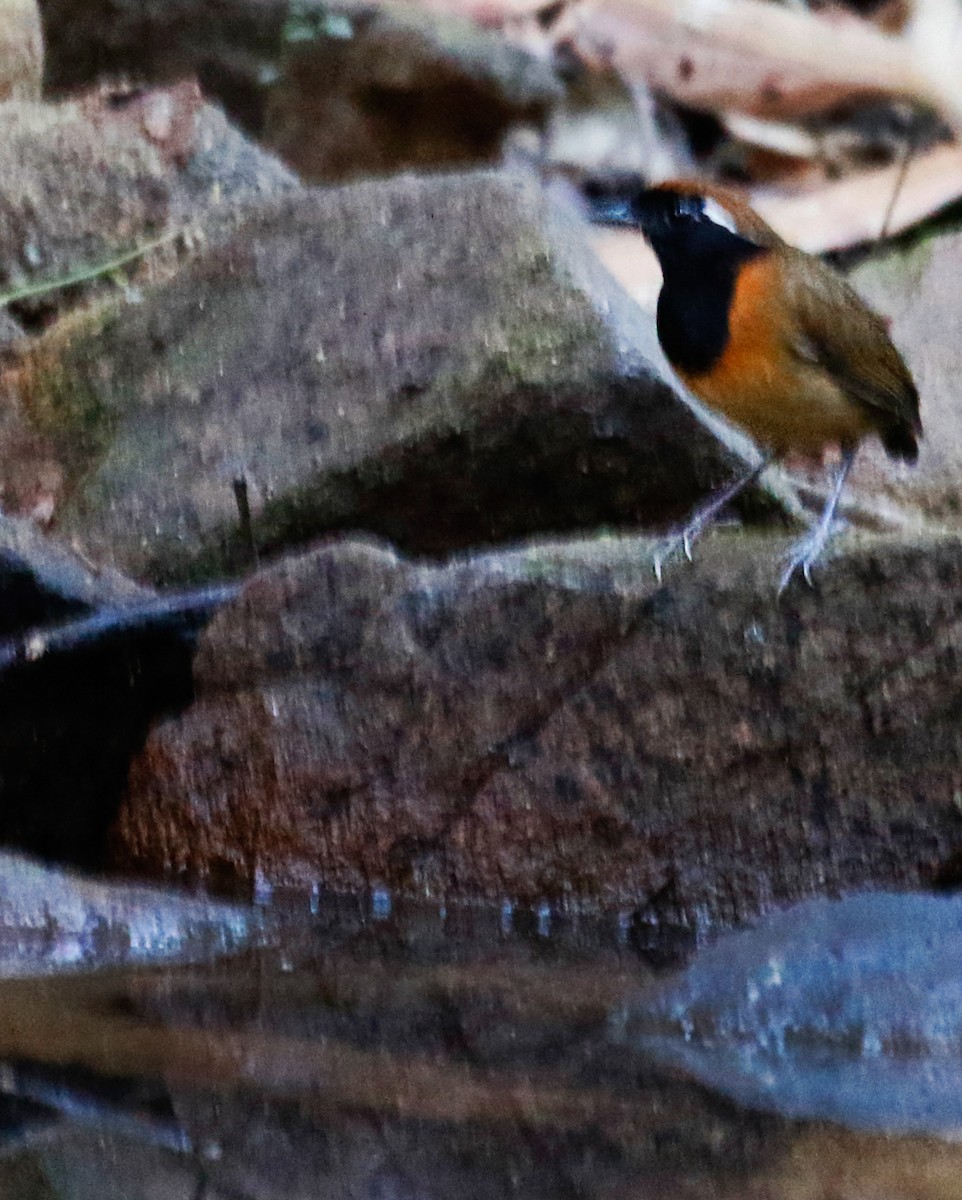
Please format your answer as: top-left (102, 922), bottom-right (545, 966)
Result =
top-left (702, 197), bottom-right (739, 235)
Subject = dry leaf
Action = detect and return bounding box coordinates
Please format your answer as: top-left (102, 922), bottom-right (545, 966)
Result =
top-left (572, 0), bottom-right (942, 123)
top-left (750, 141), bottom-right (962, 251)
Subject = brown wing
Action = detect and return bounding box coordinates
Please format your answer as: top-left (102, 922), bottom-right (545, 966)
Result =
top-left (780, 248), bottom-right (921, 459)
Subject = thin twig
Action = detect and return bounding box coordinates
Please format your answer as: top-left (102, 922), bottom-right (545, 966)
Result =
top-left (232, 476), bottom-right (259, 568)
top-left (0, 228), bottom-right (184, 309)
top-left (0, 582), bottom-right (239, 671)
top-left (879, 131), bottom-right (917, 241)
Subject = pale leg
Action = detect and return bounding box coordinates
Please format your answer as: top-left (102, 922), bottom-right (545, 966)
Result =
top-left (653, 456), bottom-right (772, 582)
top-left (777, 446), bottom-right (856, 595)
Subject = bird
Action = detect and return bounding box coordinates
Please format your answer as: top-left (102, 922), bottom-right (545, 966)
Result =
top-left (588, 181), bottom-right (921, 592)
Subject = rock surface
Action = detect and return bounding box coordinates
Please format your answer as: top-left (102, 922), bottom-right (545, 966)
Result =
top-left (16, 170), bottom-right (768, 585)
top-left (39, 0), bottom-right (559, 181)
top-left (0, 310), bottom-right (24, 350)
top-left (0, 88), bottom-right (298, 521)
top-left (264, 7), bottom-right (561, 181)
top-left (617, 891), bottom-right (962, 1134)
top-left (0, 0), bottom-right (42, 102)
top-left (115, 531), bottom-right (962, 919)
top-left (0, 89), bottom-right (298, 320)
top-left (0, 850), bottom-right (256, 976)
top-left (845, 229), bottom-right (962, 527)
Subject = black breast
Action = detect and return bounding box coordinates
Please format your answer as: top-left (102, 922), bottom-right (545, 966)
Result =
top-left (652, 235), bottom-right (766, 376)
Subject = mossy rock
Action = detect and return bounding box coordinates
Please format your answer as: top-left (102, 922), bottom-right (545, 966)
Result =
top-left (20, 170), bottom-right (767, 584)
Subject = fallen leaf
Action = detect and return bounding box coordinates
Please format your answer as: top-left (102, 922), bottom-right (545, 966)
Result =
top-left (750, 141), bottom-right (962, 251)
top-left (573, 0), bottom-right (950, 124)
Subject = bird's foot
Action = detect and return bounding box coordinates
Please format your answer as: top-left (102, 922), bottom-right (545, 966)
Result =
top-left (650, 458), bottom-right (774, 583)
top-left (652, 516), bottom-right (709, 583)
top-left (776, 520), bottom-right (843, 595)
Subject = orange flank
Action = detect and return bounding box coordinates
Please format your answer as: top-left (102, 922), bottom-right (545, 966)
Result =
top-left (676, 255), bottom-right (873, 459)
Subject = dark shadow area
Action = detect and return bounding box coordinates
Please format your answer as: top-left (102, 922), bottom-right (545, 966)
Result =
top-left (148, 388), bottom-right (784, 585)
top-left (37, 0), bottom-right (287, 127)
top-left (0, 551), bottom-right (210, 870)
top-left (0, 625), bottom-right (197, 868)
top-left (0, 549), bottom-right (85, 635)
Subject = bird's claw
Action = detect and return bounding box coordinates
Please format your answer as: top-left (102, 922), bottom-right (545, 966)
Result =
top-left (777, 558), bottom-right (811, 597)
top-left (777, 537), bottom-right (823, 596)
top-left (651, 522), bottom-right (702, 583)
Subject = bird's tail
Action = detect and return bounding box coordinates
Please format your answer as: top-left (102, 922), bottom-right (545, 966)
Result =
top-left (882, 421), bottom-right (920, 464)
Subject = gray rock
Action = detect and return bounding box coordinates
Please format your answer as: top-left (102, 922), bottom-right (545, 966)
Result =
top-left (0, 308), bottom-right (24, 348)
top-left (0, 88), bottom-right (298, 524)
top-left (20, 169), bottom-right (769, 583)
top-left (0, 90), bottom-right (297, 319)
top-left (264, 7), bottom-right (562, 181)
top-left (0, 851), bottom-right (256, 976)
top-left (615, 891), bottom-right (962, 1135)
top-left (0, 0), bottom-right (42, 102)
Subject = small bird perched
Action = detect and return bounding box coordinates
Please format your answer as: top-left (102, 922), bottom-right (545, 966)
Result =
top-left (589, 181), bottom-right (922, 591)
